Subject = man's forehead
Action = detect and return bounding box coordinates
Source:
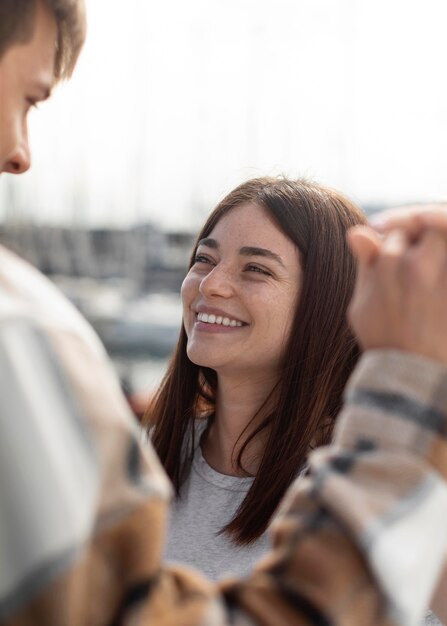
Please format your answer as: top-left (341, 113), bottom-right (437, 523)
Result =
top-left (16, 0), bottom-right (58, 82)
top-left (9, 38), bottom-right (56, 94)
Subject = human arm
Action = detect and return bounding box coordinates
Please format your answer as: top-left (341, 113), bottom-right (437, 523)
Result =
top-left (347, 206), bottom-right (447, 625)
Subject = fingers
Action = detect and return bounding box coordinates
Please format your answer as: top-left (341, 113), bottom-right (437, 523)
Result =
top-left (380, 228), bottom-right (409, 259)
top-left (370, 204), bottom-right (447, 240)
top-left (346, 226), bottom-right (382, 265)
top-left (408, 228), bottom-right (447, 287)
top-left (348, 212), bottom-right (447, 362)
top-left (377, 228), bottom-right (447, 289)
top-left (419, 210), bottom-right (447, 234)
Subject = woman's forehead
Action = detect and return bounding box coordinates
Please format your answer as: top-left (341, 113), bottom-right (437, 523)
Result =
top-left (209, 202), bottom-right (281, 238)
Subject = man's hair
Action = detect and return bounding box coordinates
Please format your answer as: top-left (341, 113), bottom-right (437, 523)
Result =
top-left (0, 0), bottom-right (86, 80)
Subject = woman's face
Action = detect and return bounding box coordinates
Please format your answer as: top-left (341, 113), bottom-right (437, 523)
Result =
top-left (181, 202), bottom-right (302, 382)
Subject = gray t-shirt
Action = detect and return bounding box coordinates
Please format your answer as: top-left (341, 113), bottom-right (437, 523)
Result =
top-left (164, 432), bottom-right (271, 580)
top-left (426, 613), bottom-right (443, 626)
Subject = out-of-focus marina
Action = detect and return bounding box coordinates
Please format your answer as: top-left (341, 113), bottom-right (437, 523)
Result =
top-left (0, 221), bottom-right (193, 416)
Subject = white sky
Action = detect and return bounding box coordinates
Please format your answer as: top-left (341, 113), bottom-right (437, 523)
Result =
top-left (1, 0), bottom-right (447, 230)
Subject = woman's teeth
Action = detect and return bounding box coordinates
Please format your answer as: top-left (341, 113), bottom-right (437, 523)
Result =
top-left (197, 312), bottom-right (243, 327)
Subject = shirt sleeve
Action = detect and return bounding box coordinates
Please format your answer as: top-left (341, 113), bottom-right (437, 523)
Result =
top-left (221, 350), bottom-right (447, 626)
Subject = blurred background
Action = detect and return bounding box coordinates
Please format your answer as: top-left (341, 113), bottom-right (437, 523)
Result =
top-left (1, 0), bottom-right (446, 417)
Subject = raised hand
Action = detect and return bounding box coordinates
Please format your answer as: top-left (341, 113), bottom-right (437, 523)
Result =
top-left (347, 207), bottom-right (447, 367)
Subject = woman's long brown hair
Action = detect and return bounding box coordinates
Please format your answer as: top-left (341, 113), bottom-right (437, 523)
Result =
top-left (144, 177), bottom-right (366, 544)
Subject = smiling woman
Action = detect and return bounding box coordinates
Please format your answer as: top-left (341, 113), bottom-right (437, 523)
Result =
top-left (144, 176), bottom-right (367, 580)
top-left (182, 202), bottom-right (301, 382)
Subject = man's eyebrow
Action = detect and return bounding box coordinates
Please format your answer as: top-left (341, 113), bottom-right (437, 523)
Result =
top-left (239, 246), bottom-right (285, 267)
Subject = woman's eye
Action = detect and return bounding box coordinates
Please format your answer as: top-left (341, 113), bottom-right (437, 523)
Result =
top-left (193, 254), bottom-right (212, 265)
top-left (246, 264), bottom-right (272, 276)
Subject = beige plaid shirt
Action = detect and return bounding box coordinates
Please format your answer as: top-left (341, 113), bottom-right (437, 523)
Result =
top-left (0, 245), bottom-right (446, 626)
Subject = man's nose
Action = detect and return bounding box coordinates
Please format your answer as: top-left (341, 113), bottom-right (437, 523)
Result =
top-left (4, 142), bottom-right (31, 175)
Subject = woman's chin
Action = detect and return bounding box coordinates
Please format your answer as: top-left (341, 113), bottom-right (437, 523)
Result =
top-left (186, 350), bottom-right (216, 369)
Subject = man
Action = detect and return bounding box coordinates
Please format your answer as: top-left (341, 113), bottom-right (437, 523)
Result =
top-left (1, 2), bottom-right (447, 625)
top-left (0, 0), bottom-right (85, 172)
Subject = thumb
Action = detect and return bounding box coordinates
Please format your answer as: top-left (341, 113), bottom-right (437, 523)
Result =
top-left (347, 225), bottom-right (382, 266)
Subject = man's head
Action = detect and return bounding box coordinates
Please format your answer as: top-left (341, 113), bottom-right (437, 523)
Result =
top-left (0, 0), bottom-right (86, 175)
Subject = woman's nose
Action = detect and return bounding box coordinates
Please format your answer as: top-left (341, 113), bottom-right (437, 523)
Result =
top-left (199, 264), bottom-right (235, 298)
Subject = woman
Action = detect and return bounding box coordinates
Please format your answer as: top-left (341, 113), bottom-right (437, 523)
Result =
top-left (145, 176), bottom-right (366, 580)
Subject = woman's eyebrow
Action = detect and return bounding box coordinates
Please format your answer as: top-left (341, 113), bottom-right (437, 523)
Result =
top-left (197, 237), bottom-right (218, 249)
top-left (197, 240), bottom-right (285, 267)
top-left (239, 246), bottom-right (285, 267)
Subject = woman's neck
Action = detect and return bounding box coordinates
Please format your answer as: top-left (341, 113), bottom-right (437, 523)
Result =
top-left (201, 373), bottom-right (275, 477)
